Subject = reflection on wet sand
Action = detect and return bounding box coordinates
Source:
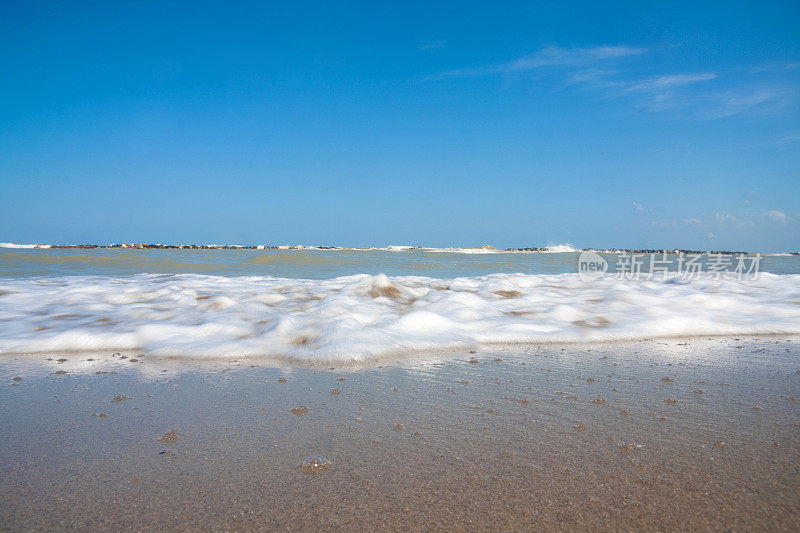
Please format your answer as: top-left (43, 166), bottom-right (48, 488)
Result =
top-left (1, 337), bottom-right (798, 530)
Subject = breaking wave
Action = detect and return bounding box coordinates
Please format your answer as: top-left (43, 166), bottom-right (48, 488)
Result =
top-left (1, 272), bottom-right (798, 361)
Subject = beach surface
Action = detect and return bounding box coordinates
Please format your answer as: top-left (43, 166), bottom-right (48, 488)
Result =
top-left (2, 336), bottom-right (798, 531)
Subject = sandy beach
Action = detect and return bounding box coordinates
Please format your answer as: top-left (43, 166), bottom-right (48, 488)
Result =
top-left (2, 336), bottom-right (798, 531)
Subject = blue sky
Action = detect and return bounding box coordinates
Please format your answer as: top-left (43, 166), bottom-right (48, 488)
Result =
top-left (1, 1), bottom-right (799, 251)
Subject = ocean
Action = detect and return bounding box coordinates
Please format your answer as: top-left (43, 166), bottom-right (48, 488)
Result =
top-left (1, 246), bottom-right (799, 362)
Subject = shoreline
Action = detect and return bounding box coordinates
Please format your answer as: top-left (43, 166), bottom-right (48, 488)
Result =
top-left (2, 336), bottom-right (798, 530)
top-left (3, 242), bottom-right (796, 255)
top-left (2, 333), bottom-right (800, 371)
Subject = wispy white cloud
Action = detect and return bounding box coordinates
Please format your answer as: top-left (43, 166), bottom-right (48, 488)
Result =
top-left (617, 72), bottom-right (719, 111)
top-left (714, 213), bottom-right (752, 226)
top-left (765, 210), bottom-right (787, 221)
top-left (427, 45), bottom-right (647, 80)
top-left (747, 60), bottom-right (800, 74)
top-left (706, 87), bottom-right (788, 119)
top-left (504, 46), bottom-right (648, 72)
top-left (632, 201), bottom-right (644, 213)
top-left (624, 73), bottom-right (717, 92)
top-left (713, 210), bottom-right (793, 226)
top-left (642, 208), bottom-right (795, 239)
top-left (426, 45), bottom-right (799, 120)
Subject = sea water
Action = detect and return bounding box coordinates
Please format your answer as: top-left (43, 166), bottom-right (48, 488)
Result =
top-left (1, 247), bottom-right (799, 361)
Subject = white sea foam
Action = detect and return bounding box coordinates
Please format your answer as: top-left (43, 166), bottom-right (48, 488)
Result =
top-left (0, 243), bottom-right (51, 249)
top-left (1, 272), bottom-right (798, 361)
top-left (544, 243), bottom-right (578, 253)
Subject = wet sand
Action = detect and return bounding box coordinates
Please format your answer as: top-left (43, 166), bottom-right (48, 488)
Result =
top-left (1, 337), bottom-right (799, 531)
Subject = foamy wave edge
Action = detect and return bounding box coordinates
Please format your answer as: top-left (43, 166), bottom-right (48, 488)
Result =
top-left (1, 272), bottom-right (799, 361)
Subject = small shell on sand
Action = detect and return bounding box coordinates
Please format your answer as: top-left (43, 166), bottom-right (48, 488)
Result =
top-left (290, 405), bottom-right (309, 415)
top-left (620, 442), bottom-right (640, 451)
top-left (158, 430), bottom-right (180, 443)
top-left (299, 456), bottom-right (331, 473)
